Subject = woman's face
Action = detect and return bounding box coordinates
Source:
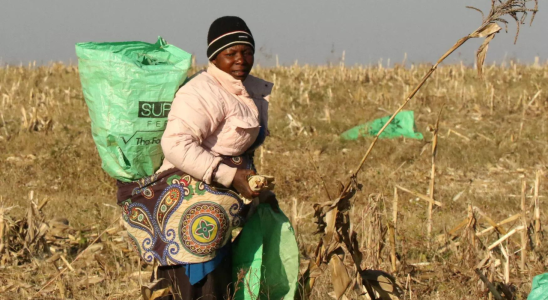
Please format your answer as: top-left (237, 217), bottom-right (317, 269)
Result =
top-left (211, 44), bottom-right (254, 81)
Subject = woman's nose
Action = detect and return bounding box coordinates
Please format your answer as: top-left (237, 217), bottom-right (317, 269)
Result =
top-left (234, 53), bottom-right (244, 64)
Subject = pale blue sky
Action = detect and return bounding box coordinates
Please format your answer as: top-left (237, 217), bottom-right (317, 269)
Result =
top-left (0, 0), bottom-right (545, 66)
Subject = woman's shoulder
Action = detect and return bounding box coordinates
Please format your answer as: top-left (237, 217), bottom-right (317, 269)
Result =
top-left (177, 71), bottom-right (223, 95)
top-left (243, 75), bottom-right (274, 99)
top-left (172, 72), bottom-right (227, 113)
top-left (171, 71), bottom-right (226, 116)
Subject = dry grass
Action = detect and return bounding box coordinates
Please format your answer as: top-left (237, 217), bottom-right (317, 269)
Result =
top-left (1, 60), bottom-right (548, 299)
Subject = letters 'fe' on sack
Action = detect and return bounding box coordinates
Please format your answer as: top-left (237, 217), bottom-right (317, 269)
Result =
top-left (76, 37), bottom-right (192, 182)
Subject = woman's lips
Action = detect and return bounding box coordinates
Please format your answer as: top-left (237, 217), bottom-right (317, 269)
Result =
top-left (232, 70), bottom-right (249, 76)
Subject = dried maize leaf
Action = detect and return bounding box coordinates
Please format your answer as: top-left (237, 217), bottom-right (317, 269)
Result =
top-left (476, 33), bottom-right (496, 78)
top-left (25, 204), bottom-right (35, 245)
top-left (323, 207), bottom-right (338, 246)
top-left (46, 253), bottom-right (61, 263)
top-left (47, 227), bottom-right (67, 238)
top-left (130, 270), bottom-right (153, 279)
top-left (309, 264), bottom-right (322, 278)
top-left (361, 270), bottom-right (403, 300)
top-left (141, 279), bottom-right (171, 300)
top-left (328, 292), bottom-right (349, 300)
top-left (0, 208), bottom-right (4, 255)
top-left (0, 283), bottom-right (14, 293)
top-left (56, 279), bottom-right (66, 299)
top-left (76, 276), bottom-right (104, 289)
top-left (105, 226), bottom-right (120, 235)
top-left (85, 243), bottom-right (104, 254)
top-left (470, 22), bottom-right (501, 38)
top-left (149, 287), bottom-right (172, 299)
top-left (299, 258), bottom-right (310, 275)
top-left (95, 253), bottom-right (108, 271)
top-left (329, 254), bottom-right (351, 299)
top-left (36, 223), bottom-right (49, 239)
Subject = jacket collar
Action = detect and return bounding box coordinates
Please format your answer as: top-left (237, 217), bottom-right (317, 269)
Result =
top-left (207, 62), bottom-right (247, 96)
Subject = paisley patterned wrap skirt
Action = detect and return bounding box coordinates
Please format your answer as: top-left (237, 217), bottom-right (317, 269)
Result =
top-left (116, 155), bottom-right (253, 266)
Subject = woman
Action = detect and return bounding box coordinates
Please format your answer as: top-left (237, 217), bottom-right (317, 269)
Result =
top-left (117, 16), bottom-right (277, 300)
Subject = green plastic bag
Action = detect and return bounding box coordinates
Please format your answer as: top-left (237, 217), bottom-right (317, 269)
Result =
top-left (341, 110), bottom-right (423, 141)
top-left (528, 273), bottom-right (548, 300)
top-left (76, 37), bottom-right (192, 182)
top-left (232, 204), bottom-right (300, 300)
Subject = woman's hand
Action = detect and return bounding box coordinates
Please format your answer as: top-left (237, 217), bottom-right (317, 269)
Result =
top-left (232, 169), bottom-right (260, 199)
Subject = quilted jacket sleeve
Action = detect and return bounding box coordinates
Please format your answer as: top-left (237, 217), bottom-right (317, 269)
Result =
top-left (161, 84), bottom-right (237, 187)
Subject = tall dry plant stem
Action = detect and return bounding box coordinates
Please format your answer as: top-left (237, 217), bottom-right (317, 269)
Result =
top-left (337, 0), bottom-right (538, 200)
top-left (427, 108), bottom-right (443, 247)
top-left (0, 206), bottom-right (4, 256)
top-left (308, 1), bottom-right (539, 298)
top-left (520, 180), bottom-right (527, 270)
top-left (391, 187), bottom-right (398, 272)
top-left (534, 170), bottom-right (541, 247)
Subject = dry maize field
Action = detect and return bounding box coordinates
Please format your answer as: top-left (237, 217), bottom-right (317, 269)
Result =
top-left (1, 61), bottom-right (548, 299)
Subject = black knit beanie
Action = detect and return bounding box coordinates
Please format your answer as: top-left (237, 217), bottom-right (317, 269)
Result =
top-left (207, 16), bottom-right (255, 60)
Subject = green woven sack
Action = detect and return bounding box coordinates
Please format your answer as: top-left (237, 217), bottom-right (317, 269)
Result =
top-left (341, 110), bottom-right (424, 141)
top-left (76, 37), bottom-right (192, 182)
top-left (528, 273), bottom-right (548, 300)
top-left (232, 204), bottom-right (300, 300)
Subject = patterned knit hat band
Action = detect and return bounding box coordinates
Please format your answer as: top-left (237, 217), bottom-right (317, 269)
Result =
top-left (207, 17), bottom-right (254, 60)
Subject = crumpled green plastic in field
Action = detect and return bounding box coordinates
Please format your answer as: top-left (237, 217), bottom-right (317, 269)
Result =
top-left (528, 273), bottom-right (548, 300)
top-left (232, 204), bottom-right (299, 300)
top-left (76, 37), bottom-right (192, 182)
top-left (341, 110), bottom-right (423, 141)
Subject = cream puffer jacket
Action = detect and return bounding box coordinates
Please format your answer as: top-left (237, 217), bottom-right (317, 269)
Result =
top-left (158, 63), bottom-right (273, 188)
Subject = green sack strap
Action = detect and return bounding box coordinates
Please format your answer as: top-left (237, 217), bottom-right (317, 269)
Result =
top-left (232, 204), bottom-right (300, 300)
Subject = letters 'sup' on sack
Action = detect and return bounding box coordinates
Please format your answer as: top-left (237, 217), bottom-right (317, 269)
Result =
top-left (76, 37), bottom-right (192, 182)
